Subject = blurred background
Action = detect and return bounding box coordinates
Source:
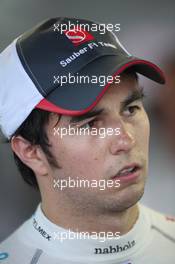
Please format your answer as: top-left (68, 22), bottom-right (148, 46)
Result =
top-left (0, 0), bottom-right (175, 242)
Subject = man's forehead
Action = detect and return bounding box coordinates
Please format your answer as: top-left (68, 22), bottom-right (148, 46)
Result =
top-left (49, 73), bottom-right (140, 124)
top-left (49, 85), bottom-right (144, 129)
top-left (67, 86), bottom-right (144, 123)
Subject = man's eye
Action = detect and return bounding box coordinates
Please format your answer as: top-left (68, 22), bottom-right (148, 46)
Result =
top-left (123, 105), bottom-right (140, 116)
top-left (80, 119), bottom-right (96, 129)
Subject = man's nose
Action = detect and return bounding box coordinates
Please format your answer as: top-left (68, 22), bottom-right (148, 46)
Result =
top-left (109, 121), bottom-right (136, 155)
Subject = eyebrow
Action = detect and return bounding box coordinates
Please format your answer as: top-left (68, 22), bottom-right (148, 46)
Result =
top-left (69, 108), bottom-right (104, 124)
top-left (69, 88), bottom-right (145, 124)
top-left (121, 87), bottom-right (145, 109)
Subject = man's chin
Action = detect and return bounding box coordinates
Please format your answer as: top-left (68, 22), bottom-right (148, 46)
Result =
top-left (118, 187), bottom-right (144, 212)
top-left (101, 183), bottom-right (145, 212)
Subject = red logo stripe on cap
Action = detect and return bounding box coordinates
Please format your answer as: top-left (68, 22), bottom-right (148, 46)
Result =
top-left (64, 26), bottom-right (94, 46)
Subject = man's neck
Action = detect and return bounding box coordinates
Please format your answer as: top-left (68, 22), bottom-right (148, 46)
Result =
top-left (41, 200), bottom-right (139, 236)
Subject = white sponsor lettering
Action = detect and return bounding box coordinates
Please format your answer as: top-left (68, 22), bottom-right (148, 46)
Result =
top-left (59, 42), bottom-right (117, 67)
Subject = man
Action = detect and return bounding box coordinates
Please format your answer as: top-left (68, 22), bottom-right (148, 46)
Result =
top-left (0, 17), bottom-right (174, 263)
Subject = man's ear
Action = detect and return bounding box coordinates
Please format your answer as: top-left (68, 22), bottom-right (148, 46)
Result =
top-left (11, 135), bottom-right (49, 176)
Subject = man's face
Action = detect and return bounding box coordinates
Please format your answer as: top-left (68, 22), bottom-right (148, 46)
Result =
top-left (45, 74), bottom-right (150, 213)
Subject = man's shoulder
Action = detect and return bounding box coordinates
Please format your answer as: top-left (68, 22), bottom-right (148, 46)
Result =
top-left (140, 204), bottom-right (175, 240)
top-left (0, 218), bottom-right (36, 263)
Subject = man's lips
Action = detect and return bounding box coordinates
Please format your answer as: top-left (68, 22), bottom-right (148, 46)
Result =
top-left (111, 163), bottom-right (142, 179)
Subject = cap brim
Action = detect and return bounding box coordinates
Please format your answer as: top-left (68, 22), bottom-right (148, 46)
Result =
top-left (36, 55), bottom-right (165, 116)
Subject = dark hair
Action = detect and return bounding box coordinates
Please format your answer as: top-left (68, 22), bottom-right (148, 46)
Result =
top-left (5, 68), bottom-right (138, 190)
top-left (9, 109), bottom-right (61, 189)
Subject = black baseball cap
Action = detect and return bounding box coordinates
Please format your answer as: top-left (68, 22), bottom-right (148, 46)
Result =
top-left (0, 17), bottom-right (165, 138)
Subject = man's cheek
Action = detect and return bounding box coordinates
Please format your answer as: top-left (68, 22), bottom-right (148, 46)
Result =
top-left (72, 158), bottom-right (103, 179)
top-left (138, 114), bottom-right (150, 139)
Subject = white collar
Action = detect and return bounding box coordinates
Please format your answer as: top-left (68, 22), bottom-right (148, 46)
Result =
top-left (23, 203), bottom-right (151, 263)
